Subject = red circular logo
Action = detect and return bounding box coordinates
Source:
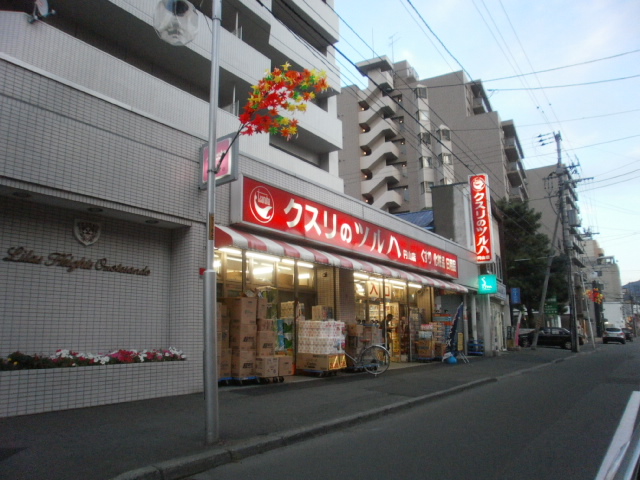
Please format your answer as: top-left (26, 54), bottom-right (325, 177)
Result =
top-left (471, 176), bottom-right (486, 191)
top-left (249, 186), bottom-right (275, 224)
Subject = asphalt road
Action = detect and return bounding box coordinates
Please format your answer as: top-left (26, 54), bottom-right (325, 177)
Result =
top-left (193, 342), bottom-right (640, 480)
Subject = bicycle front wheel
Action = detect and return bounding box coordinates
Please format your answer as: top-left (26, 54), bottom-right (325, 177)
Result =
top-left (360, 345), bottom-right (390, 376)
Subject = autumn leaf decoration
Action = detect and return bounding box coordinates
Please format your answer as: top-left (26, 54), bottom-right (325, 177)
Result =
top-left (585, 288), bottom-right (604, 304)
top-left (238, 62), bottom-right (329, 140)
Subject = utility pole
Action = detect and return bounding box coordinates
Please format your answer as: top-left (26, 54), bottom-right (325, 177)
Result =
top-left (555, 133), bottom-right (579, 352)
top-left (531, 132), bottom-right (562, 349)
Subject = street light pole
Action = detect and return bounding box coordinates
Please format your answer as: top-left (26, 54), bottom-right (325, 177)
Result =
top-left (153, 0), bottom-right (221, 445)
top-left (203, 0), bottom-right (222, 445)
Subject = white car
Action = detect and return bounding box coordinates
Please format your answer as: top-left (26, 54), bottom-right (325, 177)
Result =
top-left (603, 327), bottom-right (626, 344)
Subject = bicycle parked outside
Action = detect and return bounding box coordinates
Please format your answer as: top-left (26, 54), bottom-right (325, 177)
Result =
top-left (343, 344), bottom-right (390, 376)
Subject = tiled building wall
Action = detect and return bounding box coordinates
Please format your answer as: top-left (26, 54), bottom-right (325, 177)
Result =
top-left (0, 60), bottom-right (205, 224)
top-left (0, 199), bottom-right (172, 356)
top-left (0, 60), bottom-right (207, 416)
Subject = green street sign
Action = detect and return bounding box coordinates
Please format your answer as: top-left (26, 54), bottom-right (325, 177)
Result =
top-left (478, 274), bottom-right (498, 294)
top-left (544, 298), bottom-right (557, 314)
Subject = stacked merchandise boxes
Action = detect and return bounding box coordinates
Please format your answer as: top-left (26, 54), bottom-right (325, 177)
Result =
top-left (427, 314), bottom-right (452, 359)
top-left (416, 324), bottom-right (435, 360)
top-left (221, 296), bottom-right (295, 381)
top-left (278, 301), bottom-right (298, 354)
top-left (255, 298), bottom-right (279, 379)
top-left (344, 323), bottom-right (383, 368)
top-left (408, 308), bottom-right (423, 361)
top-left (296, 306), bottom-right (346, 371)
top-left (225, 297), bottom-right (258, 379)
top-left (415, 319), bottom-right (451, 359)
top-left (217, 303), bottom-right (231, 378)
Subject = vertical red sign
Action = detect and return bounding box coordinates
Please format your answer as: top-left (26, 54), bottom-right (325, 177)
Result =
top-left (469, 174), bottom-right (493, 263)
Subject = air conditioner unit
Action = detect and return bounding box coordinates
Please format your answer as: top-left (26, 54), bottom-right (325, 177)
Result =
top-left (567, 209), bottom-right (581, 227)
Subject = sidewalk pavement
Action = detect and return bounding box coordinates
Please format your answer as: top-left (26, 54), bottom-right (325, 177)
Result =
top-left (0, 344), bottom-right (598, 480)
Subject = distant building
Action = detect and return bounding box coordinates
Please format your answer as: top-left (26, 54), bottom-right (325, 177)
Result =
top-left (337, 61), bottom-right (528, 214)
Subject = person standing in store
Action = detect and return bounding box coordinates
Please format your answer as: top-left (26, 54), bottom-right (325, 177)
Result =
top-left (384, 313), bottom-right (394, 351)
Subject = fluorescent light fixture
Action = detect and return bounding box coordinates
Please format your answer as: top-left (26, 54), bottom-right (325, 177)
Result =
top-left (278, 266), bottom-right (293, 272)
top-left (388, 280), bottom-right (406, 286)
top-left (252, 266), bottom-right (273, 275)
top-left (246, 252), bottom-right (280, 262)
top-left (219, 247), bottom-right (241, 255)
top-left (408, 283), bottom-right (422, 289)
top-left (353, 272), bottom-right (370, 280)
top-left (281, 259), bottom-right (296, 265)
top-left (297, 261), bottom-right (314, 269)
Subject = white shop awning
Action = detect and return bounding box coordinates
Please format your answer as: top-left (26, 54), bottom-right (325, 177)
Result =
top-left (215, 225), bottom-right (468, 293)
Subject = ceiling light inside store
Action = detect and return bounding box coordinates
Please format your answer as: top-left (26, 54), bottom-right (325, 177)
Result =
top-left (388, 280), bottom-right (406, 286)
top-left (353, 272), bottom-right (369, 280)
top-left (246, 252), bottom-right (280, 262)
top-left (297, 261), bottom-right (314, 269)
top-left (252, 266), bottom-right (273, 275)
top-left (219, 247), bottom-right (241, 255)
top-left (408, 283), bottom-right (423, 289)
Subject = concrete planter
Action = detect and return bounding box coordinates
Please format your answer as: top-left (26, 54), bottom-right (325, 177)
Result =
top-left (0, 361), bottom-right (196, 418)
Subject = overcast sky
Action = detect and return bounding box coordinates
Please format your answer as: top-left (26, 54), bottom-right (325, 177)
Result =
top-left (334, 0), bottom-right (640, 288)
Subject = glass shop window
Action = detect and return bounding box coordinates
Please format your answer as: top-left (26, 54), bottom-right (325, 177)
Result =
top-left (388, 279), bottom-right (407, 303)
top-left (297, 261), bottom-right (315, 289)
top-left (220, 247), bottom-right (244, 283)
top-left (247, 252), bottom-right (279, 285)
top-left (276, 259), bottom-right (296, 289)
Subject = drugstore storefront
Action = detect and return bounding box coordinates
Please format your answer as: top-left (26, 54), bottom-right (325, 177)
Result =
top-left (214, 176), bottom-right (470, 365)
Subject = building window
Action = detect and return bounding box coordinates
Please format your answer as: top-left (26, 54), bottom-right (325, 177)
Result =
top-left (439, 128), bottom-right (451, 141)
top-left (419, 156), bottom-right (433, 168)
top-left (420, 181), bottom-right (434, 194)
top-left (414, 86), bottom-right (427, 99)
top-left (442, 153), bottom-right (452, 165)
top-left (418, 131), bottom-right (431, 145)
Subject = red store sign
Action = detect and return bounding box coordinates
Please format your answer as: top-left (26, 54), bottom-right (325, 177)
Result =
top-left (232, 176), bottom-right (458, 277)
top-left (469, 174), bottom-right (494, 263)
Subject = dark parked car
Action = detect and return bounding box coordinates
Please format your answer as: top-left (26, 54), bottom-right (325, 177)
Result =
top-left (519, 327), bottom-right (584, 350)
top-left (604, 327), bottom-right (626, 344)
top-left (622, 328), bottom-right (634, 342)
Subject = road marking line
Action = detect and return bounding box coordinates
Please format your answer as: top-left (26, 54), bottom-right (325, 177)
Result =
top-left (596, 391), bottom-right (640, 480)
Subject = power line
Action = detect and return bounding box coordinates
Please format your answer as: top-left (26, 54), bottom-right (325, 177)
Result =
top-left (488, 73), bottom-right (640, 91)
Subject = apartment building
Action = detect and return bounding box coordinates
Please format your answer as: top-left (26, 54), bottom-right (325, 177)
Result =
top-left (339, 57), bottom-right (455, 213)
top-left (339, 62), bottom-right (528, 213)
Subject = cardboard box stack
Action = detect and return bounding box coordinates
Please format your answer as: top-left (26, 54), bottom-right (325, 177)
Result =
top-left (311, 305), bottom-right (333, 321)
top-left (277, 301), bottom-right (298, 354)
top-left (225, 297), bottom-right (257, 378)
top-left (296, 316), bottom-right (346, 371)
top-left (255, 298), bottom-right (292, 379)
top-left (217, 302), bottom-right (231, 378)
